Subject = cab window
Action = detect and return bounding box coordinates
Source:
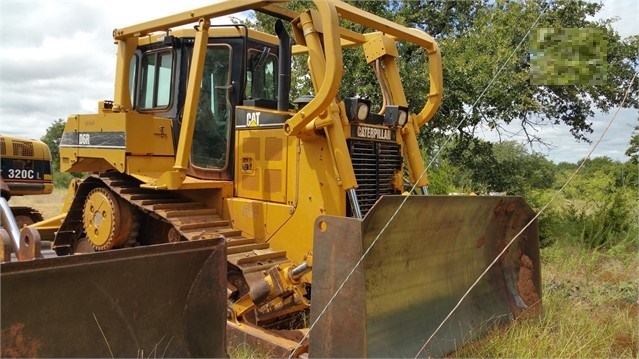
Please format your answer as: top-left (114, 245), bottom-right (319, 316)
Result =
top-left (190, 45), bottom-right (232, 170)
top-left (139, 50), bottom-right (173, 109)
top-left (245, 48), bottom-right (278, 100)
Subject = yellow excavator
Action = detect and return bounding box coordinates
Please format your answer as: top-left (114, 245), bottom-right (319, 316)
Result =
top-left (1, 1), bottom-right (541, 357)
top-left (0, 135), bottom-right (53, 226)
top-left (0, 135), bottom-right (54, 263)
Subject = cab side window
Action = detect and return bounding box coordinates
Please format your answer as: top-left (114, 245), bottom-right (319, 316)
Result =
top-left (245, 48), bottom-right (278, 101)
top-left (139, 50), bottom-right (174, 109)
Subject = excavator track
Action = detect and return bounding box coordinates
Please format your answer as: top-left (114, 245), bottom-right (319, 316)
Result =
top-left (10, 206), bottom-right (44, 228)
top-left (55, 172), bottom-right (290, 290)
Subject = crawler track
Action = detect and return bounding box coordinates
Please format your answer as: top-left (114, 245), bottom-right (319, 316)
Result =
top-left (53, 172), bottom-right (289, 289)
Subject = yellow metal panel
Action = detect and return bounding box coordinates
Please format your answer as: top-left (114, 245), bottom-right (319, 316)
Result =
top-left (60, 111), bottom-right (175, 176)
top-left (264, 169), bottom-right (282, 193)
top-left (236, 129), bottom-right (287, 203)
top-left (66, 149), bottom-right (125, 173)
top-left (225, 197), bottom-right (311, 246)
top-left (0, 135), bottom-right (51, 161)
top-left (362, 34), bottom-right (398, 63)
top-left (243, 138), bottom-right (261, 160)
top-left (242, 169), bottom-right (260, 193)
top-left (126, 116), bottom-right (174, 156)
top-left (266, 137), bottom-right (347, 265)
top-left (265, 137), bottom-right (282, 161)
top-left (126, 156), bottom-right (176, 176)
top-left (113, 0), bottom-right (283, 40)
top-left (227, 198), bottom-right (268, 240)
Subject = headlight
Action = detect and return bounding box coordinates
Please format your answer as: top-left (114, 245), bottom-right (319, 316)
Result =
top-left (397, 108), bottom-right (408, 127)
top-left (384, 105), bottom-right (410, 127)
top-left (344, 97), bottom-right (371, 122)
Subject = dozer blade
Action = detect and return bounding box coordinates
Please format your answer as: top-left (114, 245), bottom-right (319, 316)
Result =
top-left (310, 195), bottom-right (541, 358)
top-left (1, 238), bottom-right (227, 358)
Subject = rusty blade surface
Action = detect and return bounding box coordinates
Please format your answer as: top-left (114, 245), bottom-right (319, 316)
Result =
top-left (1, 238), bottom-right (227, 358)
top-left (310, 195), bottom-right (541, 358)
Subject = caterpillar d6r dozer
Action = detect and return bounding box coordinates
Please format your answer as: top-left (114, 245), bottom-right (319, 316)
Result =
top-left (1, 1), bottom-right (542, 357)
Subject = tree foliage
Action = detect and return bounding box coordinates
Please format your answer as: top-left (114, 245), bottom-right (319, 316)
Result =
top-left (250, 0), bottom-right (638, 146)
top-left (40, 118), bottom-right (82, 188)
top-left (246, 2), bottom-right (638, 250)
top-left (40, 118), bottom-right (65, 172)
top-left (435, 139), bottom-right (555, 195)
top-left (626, 120), bottom-right (639, 164)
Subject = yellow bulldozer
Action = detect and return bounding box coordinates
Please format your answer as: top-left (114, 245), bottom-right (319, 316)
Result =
top-left (1, 1), bottom-right (541, 357)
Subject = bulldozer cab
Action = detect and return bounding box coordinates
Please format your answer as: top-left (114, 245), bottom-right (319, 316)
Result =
top-left (128, 31), bottom-right (283, 181)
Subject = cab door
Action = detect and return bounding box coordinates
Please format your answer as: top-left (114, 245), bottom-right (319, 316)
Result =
top-left (188, 44), bottom-right (234, 180)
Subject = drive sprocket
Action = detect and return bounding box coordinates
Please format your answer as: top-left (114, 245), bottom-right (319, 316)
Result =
top-left (82, 187), bottom-right (137, 251)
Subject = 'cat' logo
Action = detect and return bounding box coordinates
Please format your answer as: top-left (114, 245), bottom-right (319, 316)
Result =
top-left (246, 112), bottom-right (261, 127)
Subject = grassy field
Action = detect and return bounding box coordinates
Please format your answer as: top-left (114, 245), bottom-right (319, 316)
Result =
top-left (8, 190), bottom-right (639, 358)
top-left (454, 242), bottom-right (638, 358)
top-left (9, 188), bottom-right (67, 220)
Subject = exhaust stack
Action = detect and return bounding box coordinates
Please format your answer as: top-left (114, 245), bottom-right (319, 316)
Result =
top-left (275, 19), bottom-right (291, 112)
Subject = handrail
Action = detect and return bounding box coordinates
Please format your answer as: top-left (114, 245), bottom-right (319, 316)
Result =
top-left (333, 1), bottom-right (443, 129)
top-left (111, 0), bottom-right (442, 131)
top-left (283, 0), bottom-right (343, 136)
top-left (112, 0), bottom-right (282, 40)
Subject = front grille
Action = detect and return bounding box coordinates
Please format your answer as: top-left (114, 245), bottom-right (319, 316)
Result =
top-left (348, 140), bottom-right (402, 216)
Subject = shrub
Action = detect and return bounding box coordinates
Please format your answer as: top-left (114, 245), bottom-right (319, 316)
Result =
top-left (562, 189), bottom-right (638, 249)
top-left (53, 172), bottom-right (85, 189)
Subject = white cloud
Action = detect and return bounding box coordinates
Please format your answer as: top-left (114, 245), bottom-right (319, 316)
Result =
top-left (0, 0), bottom-right (236, 139)
top-left (479, 107), bottom-right (637, 163)
top-left (591, 0), bottom-right (639, 38)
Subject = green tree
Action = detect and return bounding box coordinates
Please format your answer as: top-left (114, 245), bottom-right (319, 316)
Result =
top-left (248, 1), bottom-right (638, 184)
top-left (40, 118), bottom-right (82, 188)
top-left (441, 139), bottom-right (555, 195)
top-left (40, 118), bottom-right (65, 172)
top-left (625, 120), bottom-right (639, 164)
top-left (433, 1), bottom-right (638, 147)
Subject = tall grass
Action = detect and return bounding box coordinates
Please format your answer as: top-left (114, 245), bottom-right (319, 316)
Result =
top-left (532, 187), bottom-right (638, 249)
top-left (454, 241), bottom-right (638, 358)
